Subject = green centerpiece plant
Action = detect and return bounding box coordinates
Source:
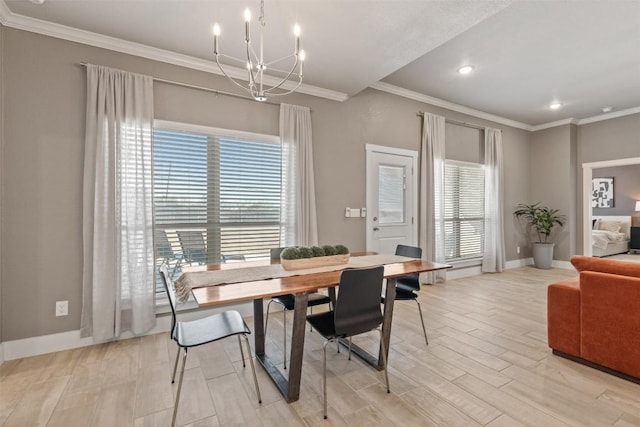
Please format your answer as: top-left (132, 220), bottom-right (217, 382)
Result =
top-left (280, 244), bottom-right (350, 270)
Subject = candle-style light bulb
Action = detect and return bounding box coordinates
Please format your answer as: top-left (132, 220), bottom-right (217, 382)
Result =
top-left (294, 23), bottom-right (301, 54)
top-left (244, 8), bottom-right (251, 42)
top-left (299, 49), bottom-right (305, 76)
top-left (213, 24), bottom-right (220, 54)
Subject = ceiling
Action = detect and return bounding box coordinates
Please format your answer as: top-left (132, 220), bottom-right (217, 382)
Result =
top-left (2, 0), bottom-right (639, 128)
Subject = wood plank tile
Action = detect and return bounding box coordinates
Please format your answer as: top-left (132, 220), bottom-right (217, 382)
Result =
top-left (3, 376), bottom-right (68, 427)
top-left (2, 265), bottom-right (638, 427)
top-left (91, 381), bottom-right (137, 427)
top-left (453, 373), bottom-right (571, 427)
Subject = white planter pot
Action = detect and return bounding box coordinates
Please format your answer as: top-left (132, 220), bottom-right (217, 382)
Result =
top-left (532, 243), bottom-right (555, 269)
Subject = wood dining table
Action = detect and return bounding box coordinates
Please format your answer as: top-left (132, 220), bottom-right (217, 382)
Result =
top-left (187, 256), bottom-right (451, 402)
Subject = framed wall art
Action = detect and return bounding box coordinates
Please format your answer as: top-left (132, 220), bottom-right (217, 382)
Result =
top-left (592, 177), bottom-right (614, 208)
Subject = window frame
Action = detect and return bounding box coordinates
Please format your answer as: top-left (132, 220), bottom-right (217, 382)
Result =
top-left (153, 120), bottom-right (281, 301)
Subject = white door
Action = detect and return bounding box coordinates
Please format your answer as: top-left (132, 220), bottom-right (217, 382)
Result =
top-left (366, 145), bottom-right (418, 254)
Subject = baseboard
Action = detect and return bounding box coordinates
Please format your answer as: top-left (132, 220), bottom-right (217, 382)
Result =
top-left (506, 257), bottom-right (534, 269)
top-left (552, 260), bottom-right (573, 270)
top-left (2, 301), bottom-right (256, 361)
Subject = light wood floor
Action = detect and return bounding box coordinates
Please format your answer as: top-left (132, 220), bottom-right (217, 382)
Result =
top-left (2, 266), bottom-right (639, 426)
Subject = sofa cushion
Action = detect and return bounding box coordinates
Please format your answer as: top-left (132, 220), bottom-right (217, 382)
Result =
top-left (580, 271), bottom-right (640, 378)
top-left (547, 277), bottom-right (581, 355)
top-left (570, 256), bottom-right (640, 278)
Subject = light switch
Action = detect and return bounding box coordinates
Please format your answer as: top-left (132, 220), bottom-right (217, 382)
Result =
top-left (345, 208), bottom-right (350, 217)
top-left (350, 208), bottom-right (360, 217)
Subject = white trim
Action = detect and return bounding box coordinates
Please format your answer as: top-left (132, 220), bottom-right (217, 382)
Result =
top-left (155, 120), bottom-right (280, 143)
top-left (552, 260), bottom-right (573, 270)
top-left (530, 118), bottom-right (577, 131)
top-left (506, 257), bottom-right (533, 269)
top-left (371, 82), bottom-right (640, 132)
top-left (581, 157), bottom-right (640, 256)
top-left (577, 107), bottom-right (640, 125)
top-left (370, 82), bottom-right (533, 131)
top-left (365, 144), bottom-right (419, 251)
top-left (0, 0), bottom-right (9, 25)
top-left (0, 2), bottom-right (348, 103)
top-left (365, 143), bottom-right (417, 158)
top-left (3, 301), bottom-right (256, 361)
top-left (0, 343), bottom-right (4, 364)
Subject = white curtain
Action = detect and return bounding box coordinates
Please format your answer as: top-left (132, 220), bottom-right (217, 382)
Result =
top-left (280, 103), bottom-right (319, 246)
top-left (419, 113), bottom-right (446, 284)
top-left (81, 65), bottom-right (156, 341)
top-left (482, 128), bottom-right (506, 272)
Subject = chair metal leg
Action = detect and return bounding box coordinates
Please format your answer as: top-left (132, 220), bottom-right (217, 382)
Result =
top-left (378, 329), bottom-right (390, 393)
top-left (322, 340), bottom-right (330, 419)
top-left (283, 307), bottom-right (287, 370)
top-left (242, 334), bottom-right (262, 404)
top-left (171, 345), bottom-right (180, 383)
top-left (348, 337), bottom-right (352, 360)
top-left (264, 300), bottom-right (274, 335)
top-left (415, 299), bottom-right (429, 346)
top-left (238, 335), bottom-right (246, 367)
top-left (171, 347), bottom-right (188, 427)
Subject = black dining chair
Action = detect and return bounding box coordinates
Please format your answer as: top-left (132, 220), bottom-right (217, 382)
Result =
top-left (306, 266), bottom-right (390, 419)
top-left (381, 244), bottom-right (429, 346)
top-left (159, 264), bottom-right (261, 427)
top-left (264, 247), bottom-right (332, 369)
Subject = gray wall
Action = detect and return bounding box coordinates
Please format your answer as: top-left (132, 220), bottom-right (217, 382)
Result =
top-left (576, 114), bottom-right (640, 252)
top-left (529, 125), bottom-right (577, 261)
top-left (0, 24), bottom-right (4, 344)
top-left (4, 25), bottom-right (637, 343)
top-left (593, 164), bottom-right (640, 216)
top-left (1, 28), bottom-right (534, 341)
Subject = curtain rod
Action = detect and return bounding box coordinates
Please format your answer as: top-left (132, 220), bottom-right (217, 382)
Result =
top-left (78, 62), bottom-right (284, 107)
top-left (416, 112), bottom-right (499, 132)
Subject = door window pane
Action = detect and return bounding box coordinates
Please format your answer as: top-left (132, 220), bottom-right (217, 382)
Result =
top-left (378, 165), bottom-right (405, 224)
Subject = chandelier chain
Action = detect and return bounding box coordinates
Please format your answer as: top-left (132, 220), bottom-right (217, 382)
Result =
top-left (259, 0), bottom-right (265, 27)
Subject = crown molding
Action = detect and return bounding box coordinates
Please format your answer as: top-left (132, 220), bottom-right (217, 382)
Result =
top-left (576, 106), bottom-right (640, 125)
top-left (370, 81), bottom-right (534, 131)
top-left (0, 1), bottom-right (349, 102)
top-left (529, 118), bottom-right (577, 132)
top-left (0, 0), bottom-right (10, 25)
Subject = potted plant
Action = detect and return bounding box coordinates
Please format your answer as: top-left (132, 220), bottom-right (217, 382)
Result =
top-left (279, 244), bottom-right (350, 270)
top-left (514, 203), bottom-right (566, 269)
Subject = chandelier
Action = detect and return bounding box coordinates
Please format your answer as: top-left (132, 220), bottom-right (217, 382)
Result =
top-left (212, 0), bottom-right (305, 102)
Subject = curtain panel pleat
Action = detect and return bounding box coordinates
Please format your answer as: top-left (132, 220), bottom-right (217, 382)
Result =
top-left (482, 128), bottom-right (506, 272)
top-left (81, 65), bottom-right (156, 341)
top-left (419, 113), bottom-right (446, 284)
top-left (279, 104), bottom-right (318, 246)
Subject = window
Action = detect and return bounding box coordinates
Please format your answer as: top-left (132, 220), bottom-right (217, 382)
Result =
top-left (152, 122), bottom-right (281, 287)
top-left (378, 164), bottom-right (405, 224)
top-left (444, 160), bottom-right (484, 261)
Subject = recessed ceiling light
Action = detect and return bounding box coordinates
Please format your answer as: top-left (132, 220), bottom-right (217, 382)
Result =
top-left (549, 103), bottom-right (562, 110)
top-left (457, 65), bottom-right (474, 75)
top-left (602, 107), bottom-right (613, 113)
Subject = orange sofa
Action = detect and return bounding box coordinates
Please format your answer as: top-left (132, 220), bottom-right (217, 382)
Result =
top-left (547, 256), bottom-right (640, 382)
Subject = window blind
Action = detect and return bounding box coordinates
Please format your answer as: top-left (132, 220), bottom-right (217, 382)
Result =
top-left (444, 160), bottom-right (485, 261)
top-left (153, 128), bottom-right (282, 279)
